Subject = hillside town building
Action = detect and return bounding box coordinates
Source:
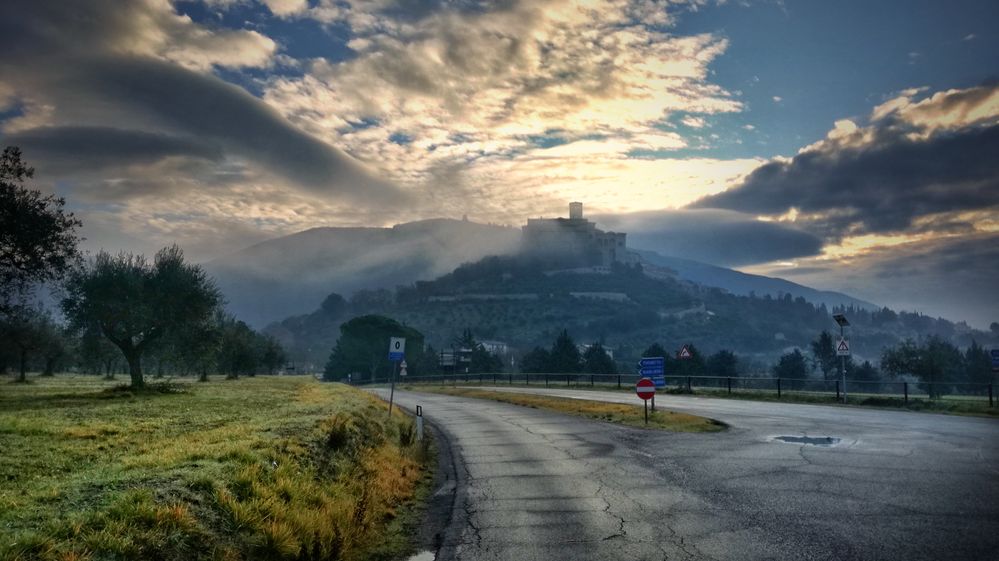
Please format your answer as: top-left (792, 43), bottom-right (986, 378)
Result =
top-left (522, 202), bottom-right (632, 266)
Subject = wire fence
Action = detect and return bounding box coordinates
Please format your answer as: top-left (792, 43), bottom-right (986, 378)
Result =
top-left (354, 371), bottom-right (996, 407)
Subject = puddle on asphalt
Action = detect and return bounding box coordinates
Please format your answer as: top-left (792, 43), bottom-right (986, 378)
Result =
top-left (406, 551), bottom-right (436, 561)
top-left (773, 435), bottom-right (841, 447)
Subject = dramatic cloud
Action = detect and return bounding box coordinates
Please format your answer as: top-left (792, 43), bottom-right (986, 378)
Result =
top-left (593, 209), bottom-right (824, 266)
top-left (263, 0), bottom-right (744, 200)
top-left (749, 232), bottom-right (999, 329)
top-left (694, 83), bottom-right (999, 240)
top-left (4, 126), bottom-right (223, 175)
top-left (0, 0), bottom-right (406, 213)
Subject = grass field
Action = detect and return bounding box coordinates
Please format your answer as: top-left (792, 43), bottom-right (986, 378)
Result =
top-left (406, 378), bottom-right (998, 417)
top-left (1, 375), bottom-right (433, 561)
top-left (407, 386), bottom-right (726, 432)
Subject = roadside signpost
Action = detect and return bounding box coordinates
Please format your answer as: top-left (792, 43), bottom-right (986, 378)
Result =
top-left (833, 314), bottom-right (850, 403)
top-left (638, 357), bottom-right (665, 411)
top-left (387, 338), bottom-right (406, 415)
top-left (638, 357), bottom-right (665, 387)
top-left (636, 377), bottom-right (655, 425)
top-left (836, 338), bottom-right (850, 356)
top-left (991, 349), bottom-right (999, 373)
top-left (389, 337), bottom-right (406, 361)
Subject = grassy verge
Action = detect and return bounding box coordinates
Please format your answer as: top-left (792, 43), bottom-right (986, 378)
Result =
top-left (408, 386), bottom-right (725, 432)
top-left (406, 380), bottom-right (998, 417)
top-left (1, 375), bottom-right (434, 561)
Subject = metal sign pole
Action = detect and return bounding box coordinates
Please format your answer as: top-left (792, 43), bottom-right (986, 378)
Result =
top-left (644, 400), bottom-right (648, 426)
top-left (840, 324), bottom-right (846, 404)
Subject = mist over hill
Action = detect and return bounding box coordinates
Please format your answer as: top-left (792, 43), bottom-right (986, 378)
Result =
top-left (207, 218), bottom-right (876, 328)
top-left (205, 219), bottom-right (520, 327)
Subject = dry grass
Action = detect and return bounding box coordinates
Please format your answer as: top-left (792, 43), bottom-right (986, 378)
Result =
top-left (414, 387), bottom-right (726, 432)
top-left (0, 375), bottom-right (432, 561)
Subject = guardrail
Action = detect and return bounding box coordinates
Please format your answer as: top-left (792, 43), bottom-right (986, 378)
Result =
top-left (352, 372), bottom-right (995, 407)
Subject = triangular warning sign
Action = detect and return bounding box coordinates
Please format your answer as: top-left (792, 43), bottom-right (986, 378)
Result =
top-left (837, 340), bottom-right (849, 351)
top-left (678, 345), bottom-right (692, 359)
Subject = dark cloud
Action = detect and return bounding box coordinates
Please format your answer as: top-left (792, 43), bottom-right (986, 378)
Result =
top-left (592, 209), bottom-right (824, 266)
top-left (693, 112), bottom-right (999, 240)
top-left (4, 126), bottom-right (222, 173)
top-left (0, 1), bottom-right (408, 206)
top-left (783, 233), bottom-right (999, 329)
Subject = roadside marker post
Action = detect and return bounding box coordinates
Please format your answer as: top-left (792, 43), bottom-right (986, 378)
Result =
top-left (416, 405), bottom-right (424, 441)
top-left (387, 338), bottom-right (406, 416)
top-left (636, 377), bottom-right (656, 425)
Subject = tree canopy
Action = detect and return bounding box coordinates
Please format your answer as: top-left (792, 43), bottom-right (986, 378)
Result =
top-left (324, 315), bottom-right (424, 382)
top-left (61, 246), bottom-right (221, 388)
top-left (548, 329), bottom-right (583, 373)
top-left (1, 147), bottom-right (80, 310)
top-left (582, 342), bottom-right (616, 374)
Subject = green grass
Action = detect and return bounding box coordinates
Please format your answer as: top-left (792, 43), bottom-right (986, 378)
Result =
top-left (407, 386), bottom-right (726, 432)
top-left (405, 379), bottom-right (999, 417)
top-left (0, 375), bottom-right (434, 561)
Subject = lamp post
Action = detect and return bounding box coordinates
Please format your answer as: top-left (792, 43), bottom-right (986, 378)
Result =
top-left (833, 313), bottom-right (850, 404)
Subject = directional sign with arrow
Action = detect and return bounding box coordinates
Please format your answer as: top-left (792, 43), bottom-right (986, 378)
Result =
top-left (638, 357), bottom-right (665, 387)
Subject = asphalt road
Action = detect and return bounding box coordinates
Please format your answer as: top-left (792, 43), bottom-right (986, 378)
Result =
top-left (373, 387), bottom-right (999, 561)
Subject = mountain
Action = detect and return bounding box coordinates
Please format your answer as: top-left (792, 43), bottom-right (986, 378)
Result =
top-left (267, 252), bottom-right (992, 369)
top-left (207, 218), bottom-right (878, 328)
top-left (634, 250), bottom-right (876, 312)
top-left (205, 219), bottom-right (520, 327)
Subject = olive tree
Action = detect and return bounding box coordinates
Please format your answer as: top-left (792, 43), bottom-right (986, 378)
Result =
top-left (1, 146), bottom-right (80, 311)
top-left (62, 246), bottom-right (221, 388)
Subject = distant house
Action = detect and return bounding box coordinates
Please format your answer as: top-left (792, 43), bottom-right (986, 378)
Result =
top-left (480, 340), bottom-right (509, 355)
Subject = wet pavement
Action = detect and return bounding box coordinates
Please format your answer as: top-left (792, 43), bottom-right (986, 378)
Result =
top-left (373, 387), bottom-right (999, 561)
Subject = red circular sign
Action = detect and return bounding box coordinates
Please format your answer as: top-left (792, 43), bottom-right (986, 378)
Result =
top-left (636, 377), bottom-right (656, 400)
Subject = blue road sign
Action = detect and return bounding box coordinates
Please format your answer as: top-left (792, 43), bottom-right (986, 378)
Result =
top-left (638, 357), bottom-right (666, 387)
top-left (388, 337), bottom-right (406, 361)
top-left (991, 349), bottom-right (999, 372)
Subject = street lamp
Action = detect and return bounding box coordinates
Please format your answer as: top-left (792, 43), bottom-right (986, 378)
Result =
top-left (833, 313), bottom-right (849, 403)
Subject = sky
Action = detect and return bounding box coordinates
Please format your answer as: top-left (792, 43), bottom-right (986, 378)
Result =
top-left (0, 0), bottom-right (997, 327)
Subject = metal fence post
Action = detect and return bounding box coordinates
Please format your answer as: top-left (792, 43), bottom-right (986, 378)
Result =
top-left (727, 377), bottom-right (732, 395)
top-left (777, 378), bottom-right (782, 399)
top-left (591, 375), bottom-right (594, 387)
top-left (686, 376), bottom-right (692, 393)
top-left (545, 374), bottom-right (549, 388)
top-left (836, 380), bottom-right (840, 401)
top-left (566, 374), bottom-right (570, 387)
top-left (989, 383), bottom-right (993, 408)
top-left (904, 381), bottom-right (908, 405)
top-left (493, 372), bottom-right (497, 385)
top-left (617, 374), bottom-right (621, 389)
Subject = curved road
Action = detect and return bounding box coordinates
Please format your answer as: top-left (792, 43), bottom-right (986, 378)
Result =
top-left (373, 387), bottom-right (999, 561)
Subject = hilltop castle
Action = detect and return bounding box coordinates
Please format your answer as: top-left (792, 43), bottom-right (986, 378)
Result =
top-left (522, 202), bottom-right (632, 267)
